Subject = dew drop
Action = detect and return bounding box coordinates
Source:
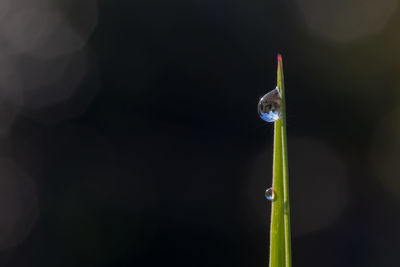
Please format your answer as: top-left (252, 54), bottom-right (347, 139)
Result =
top-left (258, 87), bottom-right (282, 122)
top-left (265, 187), bottom-right (275, 201)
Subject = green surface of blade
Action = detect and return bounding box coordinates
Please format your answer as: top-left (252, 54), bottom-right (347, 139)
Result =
top-left (268, 54), bottom-right (292, 267)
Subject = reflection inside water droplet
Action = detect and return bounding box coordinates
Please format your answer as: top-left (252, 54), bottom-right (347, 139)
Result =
top-left (265, 187), bottom-right (275, 201)
top-left (258, 88), bottom-right (282, 122)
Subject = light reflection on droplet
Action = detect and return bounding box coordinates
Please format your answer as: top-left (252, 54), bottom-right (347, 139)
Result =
top-left (265, 187), bottom-right (275, 201)
top-left (258, 87), bottom-right (282, 122)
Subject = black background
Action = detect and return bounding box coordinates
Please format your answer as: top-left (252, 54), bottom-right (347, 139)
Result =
top-left (1, 0), bottom-right (400, 266)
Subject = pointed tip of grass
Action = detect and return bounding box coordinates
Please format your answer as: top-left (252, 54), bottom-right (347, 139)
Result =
top-left (277, 54), bottom-right (282, 70)
top-left (276, 54), bottom-right (283, 91)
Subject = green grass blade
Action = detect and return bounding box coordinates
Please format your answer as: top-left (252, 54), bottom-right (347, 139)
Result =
top-left (269, 54), bottom-right (292, 267)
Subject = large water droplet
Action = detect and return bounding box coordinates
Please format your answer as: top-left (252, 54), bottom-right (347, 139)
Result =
top-left (258, 88), bottom-right (282, 122)
top-left (265, 187), bottom-right (275, 201)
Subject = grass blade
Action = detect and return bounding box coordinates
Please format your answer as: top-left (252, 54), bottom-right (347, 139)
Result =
top-left (269, 54), bottom-right (292, 267)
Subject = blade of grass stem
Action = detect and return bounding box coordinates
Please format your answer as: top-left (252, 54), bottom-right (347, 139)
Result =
top-left (269, 54), bottom-right (292, 267)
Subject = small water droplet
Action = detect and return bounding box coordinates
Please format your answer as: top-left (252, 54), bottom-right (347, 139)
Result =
top-left (258, 88), bottom-right (282, 122)
top-left (265, 188), bottom-right (275, 201)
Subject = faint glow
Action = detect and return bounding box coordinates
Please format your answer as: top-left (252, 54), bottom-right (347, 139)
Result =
top-left (249, 138), bottom-right (348, 236)
top-left (288, 139), bottom-right (348, 236)
top-left (293, 0), bottom-right (398, 42)
top-left (0, 158), bottom-right (39, 250)
top-left (0, 0), bottom-right (99, 123)
top-left (0, 0), bottom-right (98, 59)
top-left (0, 92), bottom-right (21, 137)
top-left (0, 50), bottom-right (88, 109)
top-left (370, 109), bottom-right (400, 200)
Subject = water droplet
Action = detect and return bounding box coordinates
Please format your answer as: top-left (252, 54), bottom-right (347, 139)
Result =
top-left (258, 88), bottom-right (282, 122)
top-left (265, 188), bottom-right (275, 201)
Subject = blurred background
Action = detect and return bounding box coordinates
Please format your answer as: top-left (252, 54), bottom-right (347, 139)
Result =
top-left (0, 0), bottom-right (399, 266)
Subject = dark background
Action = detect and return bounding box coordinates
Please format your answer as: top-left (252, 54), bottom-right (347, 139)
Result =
top-left (0, 0), bottom-right (399, 266)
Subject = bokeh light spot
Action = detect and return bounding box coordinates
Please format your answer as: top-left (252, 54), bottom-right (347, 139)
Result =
top-left (0, 158), bottom-right (39, 250)
top-left (293, 0), bottom-right (398, 42)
